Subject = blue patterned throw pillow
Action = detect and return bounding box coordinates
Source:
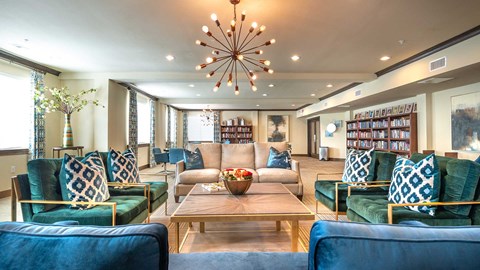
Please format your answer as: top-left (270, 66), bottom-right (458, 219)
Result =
top-left (60, 151), bottom-right (110, 210)
top-left (341, 148), bottom-right (374, 183)
top-left (107, 148), bottom-right (140, 183)
top-left (184, 148), bottom-right (204, 170)
top-left (267, 147), bottom-right (291, 169)
top-left (388, 154), bottom-right (440, 216)
top-left (475, 155), bottom-right (480, 164)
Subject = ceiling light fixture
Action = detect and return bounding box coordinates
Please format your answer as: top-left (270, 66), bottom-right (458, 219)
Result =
top-left (262, 93), bottom-right (267, 96)
top-left (166, 55), bottom-right (175, 61)
top-left (200, 105), bottom-right (217, 126)
top-left (310, 93), bottom-right (316, 97)
top-left (189, 84), bottom-right (195, 87)
top-left (268, 84), bottom-right (275, 87)
top-left (380, 56), bottom-right (390, 61)
top-left (195, 0), bottom-right (275, 95)
top-left (326, 84), bottom-right (333, 88)
top-left (291, 55), bottom-right (300, 61)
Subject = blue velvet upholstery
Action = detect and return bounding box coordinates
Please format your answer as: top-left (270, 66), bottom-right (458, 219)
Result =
top-left (168, 148), bottom-right (184, 164)
top-left (0, 222), bottom-right (169, 270)
top-left (153, 147), bottom-right (169, 165)
top-left (309, 220), bottom-right (480, 270)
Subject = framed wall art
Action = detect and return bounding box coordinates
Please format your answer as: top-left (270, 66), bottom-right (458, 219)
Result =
top-left (267, 115), bottom-right (289, 142)
top-left (451, 92), bottom-right (480, 151)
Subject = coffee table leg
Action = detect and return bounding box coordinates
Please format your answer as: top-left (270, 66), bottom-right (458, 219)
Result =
top-left (175, 222), bottom-right (180, 253)
top-left (291, 220), bottom-right (299, 252)
top-left (200, 222), bottom-right (205, 233)
top-left (276, 221), bottom-right (281, 231)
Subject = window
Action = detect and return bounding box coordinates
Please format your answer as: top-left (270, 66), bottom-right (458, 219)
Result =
top-left (0, 73), bottom-right (30, 149)
top-left (137, 94), bottom-right (151, 144)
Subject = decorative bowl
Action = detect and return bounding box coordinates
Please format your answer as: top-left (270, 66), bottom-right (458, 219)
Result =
top-left (223, 179), bottom-right (252, 195)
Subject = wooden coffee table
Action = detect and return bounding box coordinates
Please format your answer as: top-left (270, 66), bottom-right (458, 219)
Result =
top-left (170, 183), bottom-right (314, 253)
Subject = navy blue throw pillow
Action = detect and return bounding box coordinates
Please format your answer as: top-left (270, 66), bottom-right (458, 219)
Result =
top-left (267, 147), bottom-right (291, 169)
top-left (184, 148), bottom-right (205, 170)
top-left (475, 155), bottom-right (480, 164)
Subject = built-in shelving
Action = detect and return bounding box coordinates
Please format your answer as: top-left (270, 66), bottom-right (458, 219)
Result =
top-left (221, 125), bottom-right (253, 144)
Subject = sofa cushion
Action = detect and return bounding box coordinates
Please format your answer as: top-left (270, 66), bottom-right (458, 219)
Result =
top-left (31, 195), bottom-right (148, 225)
top-left (411, 153), bottom-right (480, 216)
top-left (107, 149), bottom-right (140, 184)
top-left (254, 142), bottom-right (288, 169)
top-left (347, 195), bottom-right (471, 225)
top-left (0, 222), bottom-right (169, 270)
top-left (267, 147), bottom-right (291, 169)
top-left (257, 168), bottom-right (298, 184)
top-left (60, 152), bottom-right (110, 210)
top-left (184, 148), bottom-right (204, 170)
top-left (342, 148), bottom-right (374, 183)
top-left (27, 158), bottom-right (64, 213)
top-left (187, 143), bottom-right (221, 169)
top-left (178, 169), bottom-right (221, 184)
top-left (388, 154), bottom-right (440, 216)
top-left (221, 144), bottom-right (255, 169)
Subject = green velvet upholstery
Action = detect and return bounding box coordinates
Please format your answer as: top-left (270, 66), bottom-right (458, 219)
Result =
top-left (109, 182), bottom-right (168, 213)
top-left (347, 155), bottom-right (480, 225)
top-left (31, 195), bottom-right (148, 225)
top-left (93, 151), bottom-right (169, 213)
top-left (315, 151), bottom-right (397, 211)
top-left (346, 195), bottom-right (471, 226)
top-left (27, 158), bottom-right (64, 213)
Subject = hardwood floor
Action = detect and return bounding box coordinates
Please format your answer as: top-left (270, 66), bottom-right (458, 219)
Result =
top-left (1, 156), bottom-right (346, 253)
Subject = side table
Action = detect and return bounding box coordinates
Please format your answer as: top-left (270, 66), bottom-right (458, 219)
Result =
top-left (52, 146), bottom-right (84, 158)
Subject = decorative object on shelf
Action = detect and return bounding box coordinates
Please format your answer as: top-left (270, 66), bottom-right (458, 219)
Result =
top-left (452, 92), bottom-right (480, 151)
top-left (195, 0), bottom-right (275, 95)
top-left (200, 105), bottom-right (217, 126)
top-left (220, 168), bottom-right (253, 195)
top-left (267, 115), bottom-right (289, 142)
top-left (34, 86), bottom-right (103, 147)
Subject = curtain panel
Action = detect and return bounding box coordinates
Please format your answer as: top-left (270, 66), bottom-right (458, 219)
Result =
top-left (149, 99), bottom-right (156, 167)
top-left (29, 71), bottom-right (45, 160)
top-left (182, 111), bottom-right (188, 147)
top-left (213, 111), bottom-right (220, 143)
top-left (128, 89), bottom-right (138, 157)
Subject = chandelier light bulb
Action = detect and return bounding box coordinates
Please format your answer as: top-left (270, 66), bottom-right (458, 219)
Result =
top-left (255, 50), bottom-right (263, 55)
top-left (268, 69), bottom-right (274, 74)
top-left (195, 65), bottom-right (202, 70)
top-left (235, 86), bottom-right (240, 95)
top-left (227, 80), bottom-right (233, 87)
top-left (249, 22), bottom-right (258, 32)
top-left (227, 73), bottom-right (233, 86)
top-left (207, 71), bottom-right (215, 78)
top-left (213, 81), bottom-right (221, 92)
top-left (260, 59), bottom-right (270, 66)
top-left (195, 40), bottom-right (201, 45)
top-left (227, 29), bottom-right (232, 37)
top-left (202, 26), bottom-right (209, 33)
top-left (210, 13), bottom-right (217, 21)
top-left (212, 50), bottom-right (219, 55)
top-left (241, 10), bottom-right (246, 21)
top-left (206, 57), bottom-right (213, 63)
top-left (230, 20), bottom-right (236, 31)
top-left (259, 25), bottom-right (266, 32)
top-left (237, 54), bottom-right (244, 60)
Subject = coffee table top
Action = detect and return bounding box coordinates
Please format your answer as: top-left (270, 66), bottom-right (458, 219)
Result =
top-left (171, 183), bottom-right (314, 221)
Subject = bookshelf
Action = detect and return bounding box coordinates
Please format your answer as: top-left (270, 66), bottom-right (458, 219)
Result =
top-left (346, 113), bottom-right (417, 156)
top-left (221, 125), bottom-right (253, 144)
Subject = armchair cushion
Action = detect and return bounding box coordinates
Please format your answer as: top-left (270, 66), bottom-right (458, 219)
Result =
top-left (27, 159), bottom-right (64, 213)
top-left (31, 195), bottom-right (148, 225)
top-left (153, 148), bottom-right (169, 163)
top-left (266, 147), bottom-right (291, 169)
top-left (388, 154), bottom-right (440, 216)
top-left (184, 148), bottom-right (205, 170)
top-left (60, 152), bottom-right (110, 209)
top-left (342, 148), bottom-right (374, 183)
top-left (107, 148), bottom-right (140, 184)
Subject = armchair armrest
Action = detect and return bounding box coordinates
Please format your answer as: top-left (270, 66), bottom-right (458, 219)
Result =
top-left (316, 173), bottom-right (343, 181)
top-left (387, 201), bottom-right (480, 224)
top-left (18, 199), bottom-right (117, 225)
top-left (107, 182), bottom-right (150, 222)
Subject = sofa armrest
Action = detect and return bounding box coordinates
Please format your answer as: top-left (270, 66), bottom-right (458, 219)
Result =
top-left (291, 159), bottom-right (300, 172)
top-left (176, 160), bottom-right (185, 176)
top-left (387, 201), bottom-right (480, 224)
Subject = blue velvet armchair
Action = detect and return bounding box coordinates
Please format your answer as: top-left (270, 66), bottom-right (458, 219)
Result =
top-left (153, 147), bottom-right (170, 173)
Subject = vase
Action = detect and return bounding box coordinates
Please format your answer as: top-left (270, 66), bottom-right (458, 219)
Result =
top-left (223, 179), bottom-right (252, 195)
top-left (63, 114), bottom-right (73, 147)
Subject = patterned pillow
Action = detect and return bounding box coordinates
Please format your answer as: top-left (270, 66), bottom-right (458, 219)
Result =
top-left (60, 152), bottom-right (110, 209)
top-left (184, 148), bottom-right (205, 170)
top-left (475, 155), bottom-right (480, 164)
top-left (107, 148), bottom-right (140, 183)
top-left (388, 154), bottom-right (440, 216)
top-left (341, 148), bottom-right (374, 183)
top-left (267, 147), bottom-right (291, 169)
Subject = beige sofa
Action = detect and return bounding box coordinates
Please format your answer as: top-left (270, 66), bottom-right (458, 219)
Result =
top-left (174, 142), bottom-right (303, 202)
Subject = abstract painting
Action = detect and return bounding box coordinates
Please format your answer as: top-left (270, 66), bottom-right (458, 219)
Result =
top-left (267, 115), bottom-right (289, 142)
top-left (451, 92), bottom-right (480, 151)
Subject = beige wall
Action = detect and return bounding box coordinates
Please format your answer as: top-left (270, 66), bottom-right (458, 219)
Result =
top-left (432, 82), bottom-right (480, 160)
top-left (0, 154), bottom-right (28, 192)
top-left (107, 81), bottom-right (127, 151)
top-left (318, 112), bottom-right (347, 158)
top-left (137, 145), bottom-right (150, 167)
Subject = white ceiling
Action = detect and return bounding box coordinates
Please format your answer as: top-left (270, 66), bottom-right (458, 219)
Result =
top-left (1, 0), bottom-right (480, 110)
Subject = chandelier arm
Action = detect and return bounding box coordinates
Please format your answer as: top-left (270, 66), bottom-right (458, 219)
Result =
top-left (238, 60), bottom-right (253, 80)
top-left (219, 59), bottom-right (234, 82)
top-left (209, 58), bottom-right (233, 74)
top-left (237, 19), bottom-right (244, 48)
top-left (238, 32), bottom-right (259, 52)
top-left (209, 33), bottom-right (233, 52)
top-left (241, 43), bottom-right (268, 53)
top-left (243, 58), bottom-right (267, 70)
top-left (243, 56), bottom-right (266, 64)
top-left (234, 59), bottom-right (238, 88)
top-left (217, 24), bottom-right (233, 50)
top-left (238, 31), bottom-right (253, 51)
top-left (204, 43), bottom-right (231, 54)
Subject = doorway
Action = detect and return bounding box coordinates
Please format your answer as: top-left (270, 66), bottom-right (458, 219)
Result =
top-left (307, 117), bottom-right (320, 158)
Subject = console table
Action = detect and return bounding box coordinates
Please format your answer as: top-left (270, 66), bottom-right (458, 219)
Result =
top-left (52, 146), bottom-right (84, 158)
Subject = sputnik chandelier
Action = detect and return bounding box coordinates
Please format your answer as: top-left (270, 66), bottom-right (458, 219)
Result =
top-left (200, 105), bottom-right (217, 126)
top-left (195, 0), bottom-right (275, 95)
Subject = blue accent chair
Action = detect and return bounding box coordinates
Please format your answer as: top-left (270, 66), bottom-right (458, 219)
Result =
top-left (153, 147), bottom-right (170, 173)
top-left (168, 148), bottom-right (184, 165)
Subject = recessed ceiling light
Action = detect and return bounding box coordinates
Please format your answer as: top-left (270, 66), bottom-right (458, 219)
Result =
top-left (268, 84), bottom-right (275, 88)
top-left (291, 55), bottom-right (300, 61)
top-left (380, 56), bottom-right (390, 61)
top-left (326, 84), bottom-right (333, 88)
top-left (166, 55), bottom-right (175, 61)
top-left (262, 94), bottom-right (267, 97)
top-left (291, 104), bottom-right (296, 107)
top-left (256, 104), bottom-right (260, 107)
top-left (310, 93), bottom-right (316, 97)
top-left (196, 94), bottom-right (201, 97)
top-left (188, 84), bottom-right (195, 88)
